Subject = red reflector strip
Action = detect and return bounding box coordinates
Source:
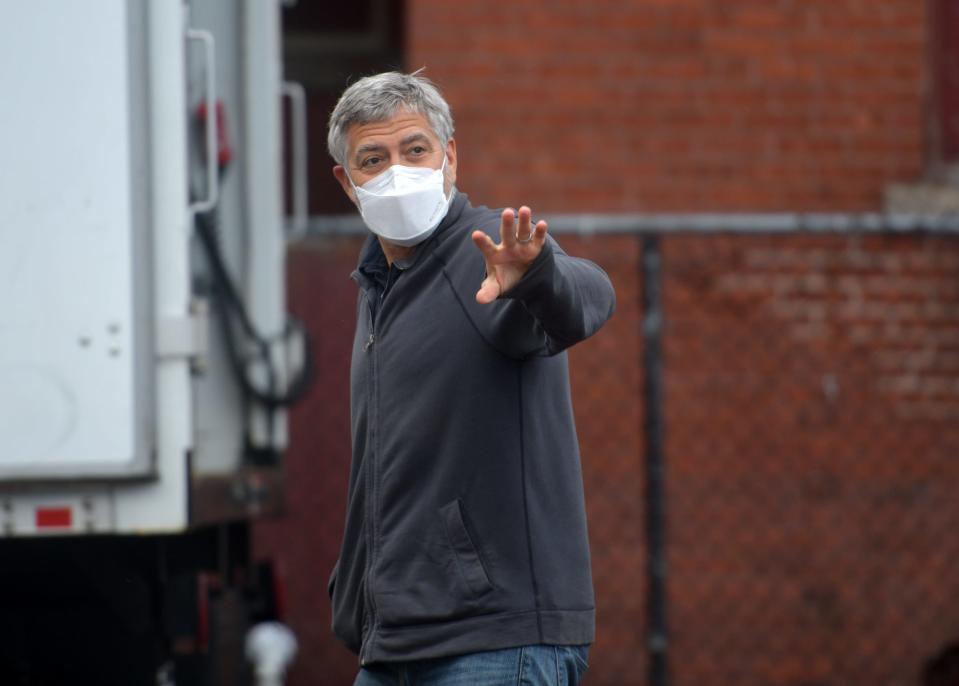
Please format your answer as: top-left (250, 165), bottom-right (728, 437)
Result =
top-left (36, 507), bottom-right (72, 529)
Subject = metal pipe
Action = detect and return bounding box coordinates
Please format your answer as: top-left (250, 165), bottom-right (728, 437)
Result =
top-left (242, 0), bottom-right (288, 452)
top-left (305, 212), bottom-right (959, 237)
top-left (641, 234), bottom-right (669, 686)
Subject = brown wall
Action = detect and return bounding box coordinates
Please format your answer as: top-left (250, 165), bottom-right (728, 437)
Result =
top-left (255, 1), bottom-right (959, 685)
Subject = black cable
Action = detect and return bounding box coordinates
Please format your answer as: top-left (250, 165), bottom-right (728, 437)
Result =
top-left (194, 209), bottom-right (315, 410)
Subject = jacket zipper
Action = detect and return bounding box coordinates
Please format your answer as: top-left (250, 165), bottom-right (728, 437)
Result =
top-left (361, 296), bottom-right (378, 664)
top-left (360, 273), bottom-right (401, 663)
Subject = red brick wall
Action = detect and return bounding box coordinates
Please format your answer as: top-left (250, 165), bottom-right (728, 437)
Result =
top-left (407, 0), bottom-right (925, 212)
top-left (935, 0), bottom-right (959, 163)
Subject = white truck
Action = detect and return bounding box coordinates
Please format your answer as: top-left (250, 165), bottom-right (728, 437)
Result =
top-left (0, 2), bottom-right (310, 684)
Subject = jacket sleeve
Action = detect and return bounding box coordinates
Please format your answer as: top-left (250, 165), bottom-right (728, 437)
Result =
top-left (442, 231), bottom-right (615, 360)
top-left (500, 236), bottom-right (616, 356)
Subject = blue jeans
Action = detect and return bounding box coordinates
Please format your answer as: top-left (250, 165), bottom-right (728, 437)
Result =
top-left (353, 645), bottom-right (590, 686)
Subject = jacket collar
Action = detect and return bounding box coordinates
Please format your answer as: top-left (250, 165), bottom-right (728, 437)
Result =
top-left (351, 190), bottom-right (470, 290)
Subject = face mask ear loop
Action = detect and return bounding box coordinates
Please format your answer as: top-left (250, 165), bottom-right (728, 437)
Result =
top-left (440, 153), bottom-right (453, 204)
top-left (345, 167), bottom-right (358, 193)
top-left (345, 167), bottom-right (365, 213)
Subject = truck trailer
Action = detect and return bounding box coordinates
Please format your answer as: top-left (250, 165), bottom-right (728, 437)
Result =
top-left (0, 2), bottom-right (311, 683)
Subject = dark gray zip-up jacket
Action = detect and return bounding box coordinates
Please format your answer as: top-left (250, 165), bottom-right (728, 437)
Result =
top-left (329, 193), bottom-right (615, 665)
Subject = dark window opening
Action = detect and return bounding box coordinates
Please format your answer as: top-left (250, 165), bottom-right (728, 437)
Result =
top-left (282, 0), bottom-right (405, 215)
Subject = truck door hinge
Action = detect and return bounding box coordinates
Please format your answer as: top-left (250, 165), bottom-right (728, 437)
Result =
top-left (156, 298), bottom-right (209, 370)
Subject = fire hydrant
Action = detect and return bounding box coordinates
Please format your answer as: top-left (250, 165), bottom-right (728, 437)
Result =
top-left (245, 621), bottom-right (298, 686)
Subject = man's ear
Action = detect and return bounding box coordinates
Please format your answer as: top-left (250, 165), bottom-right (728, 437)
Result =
top-left (445, 138), bottom-right (457, 188)
top-left (333, 165), bottom-right (357, 205)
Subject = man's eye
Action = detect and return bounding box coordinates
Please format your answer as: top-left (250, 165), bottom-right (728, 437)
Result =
top-left (409, 146), bottom-right (426, 155)
top-left (361, 156), bottom-right (382, 168)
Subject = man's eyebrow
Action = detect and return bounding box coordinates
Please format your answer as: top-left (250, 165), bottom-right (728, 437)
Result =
top-left (399, 132), bottom-right (432, 147)
top-left (353, 133), bottom-right (433, 163)
top-left (354, 142), bottom-right (387, 160)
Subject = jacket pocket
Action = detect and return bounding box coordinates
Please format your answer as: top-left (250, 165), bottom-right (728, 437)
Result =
top-left (440, 499), bottom-right (494, 596)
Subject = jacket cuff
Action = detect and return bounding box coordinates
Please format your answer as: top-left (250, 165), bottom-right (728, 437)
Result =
top-left (499, 239), bottom-right (555, 302)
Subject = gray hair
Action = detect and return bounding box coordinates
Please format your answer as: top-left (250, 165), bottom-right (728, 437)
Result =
top-left (327, 70), bottom-right (455, 166)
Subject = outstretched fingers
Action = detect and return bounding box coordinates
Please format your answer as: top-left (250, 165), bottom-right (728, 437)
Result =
top-left (531, 218), bottom-right (548, 247)
top-left (514, 206), bottom-right (534, 243)
top-left (471, 229), bottom-right (497, 260)
top-left (471, 230), bottom-right (499, 304)
top-left (471, 206), bottom-right (548, 304)
top-left (500, 207), bottom-right (517, 247)
top-left (511, 207), bottom-right (547, 247)
top-left (475, 273), bottom-right (501, 304)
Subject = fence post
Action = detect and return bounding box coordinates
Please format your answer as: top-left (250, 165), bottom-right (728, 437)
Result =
top-left (642, 233), bottom-right (668, 686)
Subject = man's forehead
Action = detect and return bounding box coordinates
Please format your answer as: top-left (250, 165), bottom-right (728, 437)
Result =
top-left (347, 111), bottom-right (438, 150)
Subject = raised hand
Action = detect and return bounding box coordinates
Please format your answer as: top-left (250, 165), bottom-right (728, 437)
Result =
top-left (471, 206), bottom-right (548, 305)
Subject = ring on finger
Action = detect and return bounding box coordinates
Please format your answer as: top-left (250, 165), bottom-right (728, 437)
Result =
top-left (516, 230), bottom-right (534, 244)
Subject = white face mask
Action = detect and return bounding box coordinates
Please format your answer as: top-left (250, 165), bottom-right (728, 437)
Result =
top-left (348, 157), bottom-right (453, 247)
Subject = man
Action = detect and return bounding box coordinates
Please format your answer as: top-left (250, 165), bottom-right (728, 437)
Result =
top-left (924, 642), bottom-right (959, 686)
top-left (326, 71), bottom-right (615, 686)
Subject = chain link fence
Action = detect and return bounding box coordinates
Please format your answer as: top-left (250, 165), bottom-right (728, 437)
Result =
top-left (566, 227), bottom-right (959, 686)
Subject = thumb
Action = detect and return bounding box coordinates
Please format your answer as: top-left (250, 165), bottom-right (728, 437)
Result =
top-left (476, 273), bottom-right (501, 304)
